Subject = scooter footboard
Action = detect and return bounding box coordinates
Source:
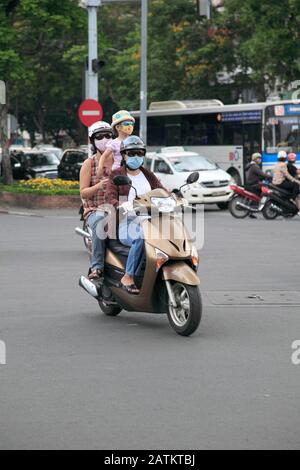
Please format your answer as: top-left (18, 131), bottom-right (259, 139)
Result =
top-left (162, 262), bottom-right (200, 286)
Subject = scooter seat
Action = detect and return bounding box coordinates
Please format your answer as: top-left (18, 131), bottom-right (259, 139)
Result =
top-left (272, 186), bottom-right (293, 198)
top-left (107, 238), bottom-right (130, 257)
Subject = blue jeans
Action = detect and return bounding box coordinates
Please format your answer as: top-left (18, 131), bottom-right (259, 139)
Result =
top-left (88, 211), bottom-right (106, 271)
top-left (119, 219), bottom-right (145, 278)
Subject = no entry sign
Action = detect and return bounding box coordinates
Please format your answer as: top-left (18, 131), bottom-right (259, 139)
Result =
top-left (78, 99), bottom-right (103, 127)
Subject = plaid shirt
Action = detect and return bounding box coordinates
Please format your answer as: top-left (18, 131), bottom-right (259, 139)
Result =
top-left (83, 156), bottom-right (107, 219)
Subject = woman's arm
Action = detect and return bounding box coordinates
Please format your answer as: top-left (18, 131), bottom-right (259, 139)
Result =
top-left (106, 176), bottom-right (121, 208)
top-left (97, 149), bottom-right (113, 178)
top-left (80, 159), bottom-right (108, 199)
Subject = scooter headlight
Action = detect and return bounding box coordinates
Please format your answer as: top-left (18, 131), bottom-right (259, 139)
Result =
top-left (151, 197), bottom-right (177, 213)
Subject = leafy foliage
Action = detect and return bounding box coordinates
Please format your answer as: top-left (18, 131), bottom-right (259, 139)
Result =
top-left (1, 0), bottom-right (300, 142)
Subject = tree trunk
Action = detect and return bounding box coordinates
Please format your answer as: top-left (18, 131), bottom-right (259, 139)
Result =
top-left (0, 104), bottom-right (13, 185)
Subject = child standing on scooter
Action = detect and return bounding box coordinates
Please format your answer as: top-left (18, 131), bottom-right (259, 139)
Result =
top-left (97, 110), bottom-right (136, 178)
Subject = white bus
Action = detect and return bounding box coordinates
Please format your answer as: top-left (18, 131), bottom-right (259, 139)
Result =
top-left (132, 99), bottom-right (300, 185)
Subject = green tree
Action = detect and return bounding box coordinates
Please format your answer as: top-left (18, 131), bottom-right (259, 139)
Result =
top-left (196, 0), bottom-right (300, 100)
top-left (2, 0), bottom-right (300, 156)
top-left (0, 0), bottom-right (89, 146)
top-left (0, 0), bottom-right (23, 183)
top-left (14, 0), bottom-right (87, 143)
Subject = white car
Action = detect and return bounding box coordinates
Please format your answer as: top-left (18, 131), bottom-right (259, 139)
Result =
top-left (146, 148), bottom-right (233, 208)
top-left (34, 145), bottom-right (63, 161)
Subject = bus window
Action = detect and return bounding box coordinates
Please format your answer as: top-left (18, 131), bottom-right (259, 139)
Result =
top-left (165, 123), bottom-right (181, 146)
top-left (182, 115), bottom-right (208, 145)
top-left (265, 116), bottom-right (300, 153)
top-left (222, 122), bottom-right (243, 146)
top-left (265, 105), bottom-right (300, 153)
top-left (147, 116), bottom-right (165, 146)
top-left (243, 123), bottom-right (262, 162)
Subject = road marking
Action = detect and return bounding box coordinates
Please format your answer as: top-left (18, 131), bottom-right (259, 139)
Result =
top-left (205, 291), bottom-right (300, 306)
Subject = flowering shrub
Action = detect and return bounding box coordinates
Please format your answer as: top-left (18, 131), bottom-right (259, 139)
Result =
top-left (19, 178), bottom-right (79, 191)
top-left (0, 178), bottom-right (80, 195)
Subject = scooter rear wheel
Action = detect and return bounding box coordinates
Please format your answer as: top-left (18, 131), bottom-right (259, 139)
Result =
top-left (229, 195), bottom-right (250, 219)
top-left (167, 283), bottom-right (202, 336)
top-left (98, 299), bottom-right (122, 316)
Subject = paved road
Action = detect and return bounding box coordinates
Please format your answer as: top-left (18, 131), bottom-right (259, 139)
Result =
top-left (0, 208), bottom-right (300, 450)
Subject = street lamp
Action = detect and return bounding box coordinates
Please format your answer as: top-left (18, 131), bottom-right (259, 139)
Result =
top-left (79, 0), bottom-right (101, 101)
top-left (0, 80), bottom-right (6, 105)
top-left (197, 0), bottom-right (225, 18)
top-left (140, 0), bottom-right (148, 144)
top-left (79, 0), bottom-right (148, 143)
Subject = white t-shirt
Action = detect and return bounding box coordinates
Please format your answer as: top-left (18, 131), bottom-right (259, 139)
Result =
top-left (128, 171), bottom-right (151, 202)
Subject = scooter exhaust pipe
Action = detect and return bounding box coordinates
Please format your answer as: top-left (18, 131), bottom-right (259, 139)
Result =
top-left (236, 201), bottom-right (259, 212)
top-left (75, 227), bottom-right (91, 239)
top-left (79, 276), bottom-right (99, 298)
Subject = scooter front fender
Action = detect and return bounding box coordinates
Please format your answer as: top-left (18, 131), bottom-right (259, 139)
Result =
top-left (162, 262), bottom-right (200, 286)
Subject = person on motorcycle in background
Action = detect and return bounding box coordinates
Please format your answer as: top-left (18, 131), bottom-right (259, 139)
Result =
top-left (273, 150), bottom-right (300, 214)
top-left (107, 136), bottom-right (166, 295)
top-left (287, 153), bottom-right (300, 179)
top-left (97, 110), bottom-right (136, 178)
top-left (245, 153), bottom-right (272, 195)
top-left (80, 121), bottom-right (114, 280)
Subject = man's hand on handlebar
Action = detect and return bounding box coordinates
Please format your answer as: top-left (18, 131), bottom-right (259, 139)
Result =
top-left (119, 201), bottom-right (134, 214)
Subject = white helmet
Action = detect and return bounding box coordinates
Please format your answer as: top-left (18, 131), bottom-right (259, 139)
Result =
top-left (88, 121), bottom-right (113, 139)
top-left (277, 150), bottom-right (287, 161)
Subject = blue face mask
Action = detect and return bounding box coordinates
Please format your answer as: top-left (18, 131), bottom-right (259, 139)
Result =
top-left (126, 156), bottom-right (144, 170)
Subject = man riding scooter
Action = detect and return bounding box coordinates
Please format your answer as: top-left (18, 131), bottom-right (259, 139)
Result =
top-left (78, 135), bottom-right (202, 336)
top-left (107, 136), bottom-right (166, 295)
top-left (245, 153), bottom-right (272, 195)
top-left (244, 153), bottom-right (272, 218)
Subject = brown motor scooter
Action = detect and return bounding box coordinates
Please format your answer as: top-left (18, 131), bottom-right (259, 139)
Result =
top-left (79, 172), bottom-right (202, 336)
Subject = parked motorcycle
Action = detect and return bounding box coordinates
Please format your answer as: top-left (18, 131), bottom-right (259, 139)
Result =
top-left (229, 185), bottom-right (264, 218)
top-left (76, 172), bottom-right (202, 337)
top-left (260, 185), bottom-right (299, 220)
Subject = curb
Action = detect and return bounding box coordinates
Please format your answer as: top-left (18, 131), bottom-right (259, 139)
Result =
top-left (0, 209), bottom-right (43, 218)
top-left (0, 191), bottom-right (81, 210)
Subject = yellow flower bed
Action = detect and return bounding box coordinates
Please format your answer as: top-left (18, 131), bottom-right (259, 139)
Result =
top-left (19, 178), bottom-right (79, 191)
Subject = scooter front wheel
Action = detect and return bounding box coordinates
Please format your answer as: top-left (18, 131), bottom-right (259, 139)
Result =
top-left (167, 283), bottom-right (202, 336)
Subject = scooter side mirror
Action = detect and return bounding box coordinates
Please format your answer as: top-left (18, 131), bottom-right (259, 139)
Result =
top-left (187, 172), bottom-right (200, 185)
top-left (113, 175), bottom-right (132, 187)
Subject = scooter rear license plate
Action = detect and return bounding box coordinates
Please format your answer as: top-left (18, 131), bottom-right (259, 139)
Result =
top-left (259, 197), bottom-right (267, 210)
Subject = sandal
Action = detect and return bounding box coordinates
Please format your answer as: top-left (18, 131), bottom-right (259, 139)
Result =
top-left (121, 283), bottom-right (140, 295)
top-left (88, 269), bottom-right (103, 280)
